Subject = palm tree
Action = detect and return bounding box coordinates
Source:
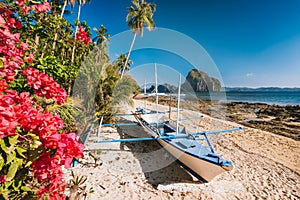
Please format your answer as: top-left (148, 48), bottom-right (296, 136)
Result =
top-left (120, 0), bottom-right (156, 79)
top-left (115, 53), bottom-right (133, 74)
top-left (71, 0), bottom-right (91, 63)
top-left (61, 0), bottom-right (75, 17)
top-left (92, 25), bottom-right (110, 46)
top-left (112, 74), bottom-right (140, 107)
top-left (51, 0), bottom-right (75, 54)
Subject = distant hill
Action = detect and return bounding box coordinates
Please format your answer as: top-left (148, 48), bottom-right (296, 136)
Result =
top-left (143, 83), bottom-right (177, 93)
top-left (182, 69), bottom-right (221, 92)
top-left (142, 69), bottom-right (223, 93)
top-left (225, 87), bottom-right (300, 92)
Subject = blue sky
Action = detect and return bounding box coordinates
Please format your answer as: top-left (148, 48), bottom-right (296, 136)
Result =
top-left (67, 0), bottom-right (300, 87)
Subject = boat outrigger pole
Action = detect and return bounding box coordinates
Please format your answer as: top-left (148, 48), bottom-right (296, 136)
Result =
top-left (95, 127), bottom-right (243, 143)
top-left (179, 116), bottom-right (203, 121)
top-left (195, 127), bottom-right (243, 138)
top-left (101, 122), bottom-right (166, 127)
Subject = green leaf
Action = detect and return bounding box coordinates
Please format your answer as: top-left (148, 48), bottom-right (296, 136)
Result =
top-left (6, 159), bottom-right (22, 181)
top-left (0, 186), bottom-right (10, 199)
top-left (16, 147), bottom-right (27, 158)
top-left (0, 58), bottom-right (3, 68)
top-left (12, 178), bottom-right (22, 190)
top-left (26, 133), bottom-right (42, 149)
top-left (0, 139), bottom-right (13, 154)
top-left (9, 135), bottom-right (19, 146)
top-left (25, 161), bottom-right (32, 168)
top-left (21, 186), bottom-right (31, 192)
top-left (6, 151), bottom-right (16, 164)
top-left (0, 154), bottom-right (4, 171)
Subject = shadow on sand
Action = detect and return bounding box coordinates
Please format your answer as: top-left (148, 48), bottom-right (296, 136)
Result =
top-left (115, 118), bottom-right (199, 187)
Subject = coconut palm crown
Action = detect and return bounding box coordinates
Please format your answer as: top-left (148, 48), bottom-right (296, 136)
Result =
top-left (126, 0), bottom-right (156, 36)
top-left (93, 25), bottom-right (110, 46)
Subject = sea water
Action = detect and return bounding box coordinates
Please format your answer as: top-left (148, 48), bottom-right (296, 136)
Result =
top-left (189, 91), bottom-right (300, 106)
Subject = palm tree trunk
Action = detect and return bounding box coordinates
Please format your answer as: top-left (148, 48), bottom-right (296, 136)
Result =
top-left (60, 0), bottom-right (68, 18)
top-left (71, 1), bottom-right (81, 64)
top-left (34, 34), bottom-right (40, 54)
top-left (51, 0), bottom-right (67, 55)
top-left (61, 47), bottom-right (65, 60)
top-left (69, 1), bottom-right (82, 95)
top-left (41, 41), bottom-right (48, 58)
top-left (120, 33), bottom-right (136, 79)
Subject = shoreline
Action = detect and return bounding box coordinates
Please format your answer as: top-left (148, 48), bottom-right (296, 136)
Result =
top-left (67, 99), bottom-right (300, 199)
top-left (224, 100), bottom-right (300, 107)
top-left (145, 96), bottom-right (300, 140)
top-left (185, 90), bottom-right (300, 106)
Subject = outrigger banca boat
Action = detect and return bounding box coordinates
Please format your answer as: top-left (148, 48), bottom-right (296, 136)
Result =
top-left (93, 106), bottom-right (242, 183)
top-left (132, 108), bottom-right (240, 182)
top-left (81, 65), bottom-right (242, 182)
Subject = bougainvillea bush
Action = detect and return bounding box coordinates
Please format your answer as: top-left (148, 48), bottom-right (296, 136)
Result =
top-left (0, 1), bottom-right (84, 199)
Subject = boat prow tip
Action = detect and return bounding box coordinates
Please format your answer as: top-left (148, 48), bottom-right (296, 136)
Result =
top-left (220, 160), bottom-right (234, 171)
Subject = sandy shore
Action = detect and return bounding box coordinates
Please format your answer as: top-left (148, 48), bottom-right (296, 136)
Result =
top-left (65, 100), bottom-right (300, 199)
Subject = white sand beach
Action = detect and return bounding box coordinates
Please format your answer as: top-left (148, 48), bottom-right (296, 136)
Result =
top-left (65, 100), bottom-right (300, 199)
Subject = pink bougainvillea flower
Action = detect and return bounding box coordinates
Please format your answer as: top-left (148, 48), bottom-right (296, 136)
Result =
top-left (0, 80), bottom-right (9, 92)
top-left (76, 26), bottom-right (92, 44)
top-left (16, 0), bottom-right (25, 6)
top-left (25, 52), bottom-right (35, 63)
top-left (4, 17), bottom-right (22, 29)
top-left (32, 152), bottom-right (67, 199)
top-left (42, 2), bottom-right (51, 11)
top-left (21, 6), bottom-right (31, 14)
top-left (15, 20), bottom-right (22, 29)
top-left (55, 132), bottom-right (84, 168)
top-left (32, 2), bottom-right (51, 13)
top-left (0, 91), bottom-right (19, 139)
top-left (0, 15), bottom-right (5, 27)
top-left (23, 68), bottom-right (66, 104)
top-left (1, 3), bottom-right (85, 199)
top-left (20, 42), bottom-right (29, 51)
top-left (0, 175), bottom-right (6, 183)
top-left (7, 18), bottom-right (16, 26)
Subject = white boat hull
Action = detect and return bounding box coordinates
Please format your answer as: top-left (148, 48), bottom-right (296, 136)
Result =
top-left (134, 112), bottom-right (232, 182)
top-left (157, 139), bottom-right (229, 182)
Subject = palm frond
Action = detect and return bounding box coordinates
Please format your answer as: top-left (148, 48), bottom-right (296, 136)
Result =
top-left (126, 0), bottom-right (156, 35)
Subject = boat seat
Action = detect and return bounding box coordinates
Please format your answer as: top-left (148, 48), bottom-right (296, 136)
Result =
top-left (176, 140), bottom-right (196, 149)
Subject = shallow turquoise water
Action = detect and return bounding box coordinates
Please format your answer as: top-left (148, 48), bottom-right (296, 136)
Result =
top-left (188, 91), bottom-right (300, 106)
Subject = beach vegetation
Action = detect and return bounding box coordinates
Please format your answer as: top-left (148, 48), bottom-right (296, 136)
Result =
top-left (0, 1), bottom-right (87, 198)
top-left (0, 0), bottom-right (147, 198)
top-left (67, 170), bottom-right (88, 200)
